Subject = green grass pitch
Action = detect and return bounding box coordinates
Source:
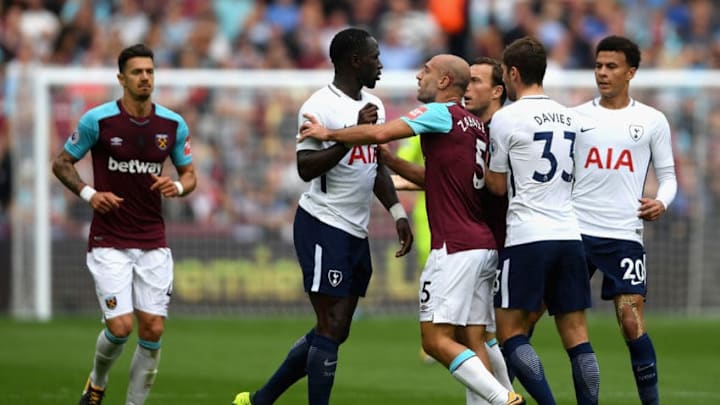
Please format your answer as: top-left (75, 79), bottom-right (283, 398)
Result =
top-left (1, 313), bottom-right (718, 404)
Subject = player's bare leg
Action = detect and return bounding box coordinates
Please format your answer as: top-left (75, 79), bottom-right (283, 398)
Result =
top-left (422, 322), bottom-right (517, 405)
top-left (614, 294), bottom-right (658, 405)
top-left (457, 325), bottom-right (504, 405)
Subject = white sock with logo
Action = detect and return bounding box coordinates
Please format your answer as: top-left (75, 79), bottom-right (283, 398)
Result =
top-left (126, 341), bottom-right (161, 405)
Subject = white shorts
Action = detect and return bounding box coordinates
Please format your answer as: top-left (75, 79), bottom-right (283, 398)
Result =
top-left (419, 245), bottom-right (498, 327)
top-left (87, 247), bottom-right (174, 319)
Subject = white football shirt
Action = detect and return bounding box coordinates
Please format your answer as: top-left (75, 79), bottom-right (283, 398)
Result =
top-left (489, 95), bottom-right (582, 246)
top-left (296, 84), bottom-right (385, 238)
top-left (572, 98), bottom-right (674, 244)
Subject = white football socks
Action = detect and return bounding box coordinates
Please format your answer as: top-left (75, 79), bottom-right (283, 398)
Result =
top-left (90, 329), bottom-right (126, 388)
top-left (487, 340), bottom-right (513, 390)
top-left (126, 345), bottom-right (161, 405)
top-left (451, 351), bottom-right (510, 405)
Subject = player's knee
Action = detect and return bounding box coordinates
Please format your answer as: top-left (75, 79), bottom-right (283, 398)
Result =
top-left (316, 317), bottom-right (351, 343)
top-left (137, 320), bottom-right (164, 341)
top-left (106, 314), bottom-right (134, 338)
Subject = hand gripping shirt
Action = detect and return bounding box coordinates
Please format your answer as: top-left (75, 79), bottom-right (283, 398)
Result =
top-left (296, 84), bottom-right (385, 238)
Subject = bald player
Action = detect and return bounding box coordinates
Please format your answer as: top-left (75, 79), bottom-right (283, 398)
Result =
top-left (299, 54), bottom-right (524, 405)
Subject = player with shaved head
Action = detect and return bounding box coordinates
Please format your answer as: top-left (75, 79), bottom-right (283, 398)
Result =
top-left (299, 53), bottom-right (524, 405)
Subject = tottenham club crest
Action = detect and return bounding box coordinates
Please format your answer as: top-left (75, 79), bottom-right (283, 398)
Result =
top-left (155, 134), bottom-right (169, 150)
top-left (629, 125), bottom-right (644, 142)
top-left (328, 270), bottom-right (343, 287)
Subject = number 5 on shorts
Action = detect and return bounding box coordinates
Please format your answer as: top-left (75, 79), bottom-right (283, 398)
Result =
top-left (420, 281), bottom-right (431, 303)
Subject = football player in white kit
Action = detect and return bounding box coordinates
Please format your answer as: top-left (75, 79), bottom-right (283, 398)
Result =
top-left (486, 37), bottom-right (600, 405)
top-left (573, 35), bottom-right (676, 405)
top-left (232, 28), bottom-right (412, 405)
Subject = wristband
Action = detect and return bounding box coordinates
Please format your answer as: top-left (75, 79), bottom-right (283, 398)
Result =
top-left (389, 202), bottom-right (407, 221)
top-left (79, 185), bottom-right (97, 203)
top-left (174, 181), bottom-right (184, 196)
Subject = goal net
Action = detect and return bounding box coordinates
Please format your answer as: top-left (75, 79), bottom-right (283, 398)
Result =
top-left (7, 67), bottom-right (720, 319)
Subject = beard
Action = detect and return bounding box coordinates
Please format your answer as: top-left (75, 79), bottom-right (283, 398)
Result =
top-left (134, 92), bottom-right (151, 102)
top-left (416, 88), bottom-right (434, 103)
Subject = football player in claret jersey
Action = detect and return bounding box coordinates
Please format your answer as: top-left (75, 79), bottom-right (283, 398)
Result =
top-left (232, 28), bottom-right (412, 405)
top-left (52, 44), bottom-right (196, 405)
top-left (300, 53), bottom-right (524, 405)
top-left (485, 37), bottom-right (600, 405)
top-left (572, 35), bottom-right (676, 405)
top-left (463, 57), bottom-right (515, 404)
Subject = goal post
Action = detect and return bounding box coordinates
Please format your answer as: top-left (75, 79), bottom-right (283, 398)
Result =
top-left (17, 67), bottom-right (720, 320)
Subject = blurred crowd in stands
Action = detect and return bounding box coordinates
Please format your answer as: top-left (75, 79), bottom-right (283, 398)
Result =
top-left (2, 0), bottom-right (720, 70)
top-left (0, 0), bottom-right (719, 244)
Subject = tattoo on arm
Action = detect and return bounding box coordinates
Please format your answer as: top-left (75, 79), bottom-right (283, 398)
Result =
top-left (52, 152), bottom-right (84, 195)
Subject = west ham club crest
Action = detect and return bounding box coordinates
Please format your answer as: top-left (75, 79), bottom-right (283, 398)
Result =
top-left (155, 134), bottom-right (169, 150)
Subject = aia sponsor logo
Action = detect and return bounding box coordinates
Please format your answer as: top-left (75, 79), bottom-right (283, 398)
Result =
top-left (406, 106), bottom-right (428, 120)
top-left (584, 147), bottom-right (634, 171)
top-left (347, 145), bottom-right (376, 165)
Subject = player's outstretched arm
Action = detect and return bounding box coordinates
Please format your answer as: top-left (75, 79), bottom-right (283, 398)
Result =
top-left (299, 113), bottom-right (413, 145)
top-left (374, 163), bottom-right (413, 257)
